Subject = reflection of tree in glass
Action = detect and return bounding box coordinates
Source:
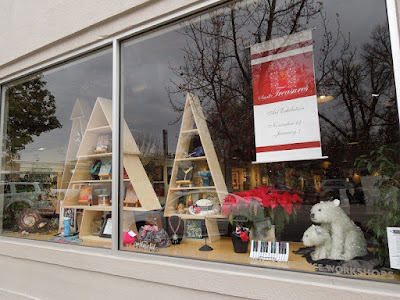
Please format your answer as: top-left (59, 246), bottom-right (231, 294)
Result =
top-left (318, 24), bottom-right (398, 160)
top-left (168, 0), bottom-right (322, 169)
top-left (135, 132), bottom-right (163, 157)
top-left (168, 0), bottom-right (398, 172)
top-left (6, 75), bottom-right (62, 157)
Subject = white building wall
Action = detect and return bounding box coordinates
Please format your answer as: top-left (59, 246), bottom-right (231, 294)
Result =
top-left (0, 0), bottom-right (209, 80)
top-left (0, 0), bottom-right (400, 298)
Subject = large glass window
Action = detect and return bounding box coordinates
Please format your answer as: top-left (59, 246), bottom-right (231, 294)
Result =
top-left (0, 48), bottom-right (113, 248)
top-left (121, 0), bottom-right (400, 282)
top-left (1, 0), bottom-right (399, 284)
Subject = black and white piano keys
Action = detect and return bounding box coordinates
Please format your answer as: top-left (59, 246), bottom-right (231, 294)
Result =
top-left (250, 240), bottom-right (289, 262)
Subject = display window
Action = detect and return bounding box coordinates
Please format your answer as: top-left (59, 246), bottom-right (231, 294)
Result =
top-left (1, 0), bottom-right (400, 284)
top-left (0, 48), bottom-right (113, 248)
top-left (120, 0), bottom-right (400, 282)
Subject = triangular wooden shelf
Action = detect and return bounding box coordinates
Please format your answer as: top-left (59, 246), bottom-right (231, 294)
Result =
top-left (57, 98), bottom-right (91, 211)
top-left (61, 97), bottom-right (161, 245)
top-left (164, 93), bottom-right (228, 242)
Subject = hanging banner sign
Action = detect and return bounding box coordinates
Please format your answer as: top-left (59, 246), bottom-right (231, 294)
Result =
top-left (251, 29), bottom-right (325, 163)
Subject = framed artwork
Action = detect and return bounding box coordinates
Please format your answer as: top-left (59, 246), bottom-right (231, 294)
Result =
top-left (186, 220), bottom-right (202, 239)
top-left (95, 134), bottom-right (111, 153)
top-left (91, 219), bottom-right (103, 236)
top-left (100, 217), bottom-right (112, 238)
top-left (99, 159), bottom-right (112, 176)
top-left (78, 185), bottom-right (92, 204)
top-left (232, 171), bottom-right (239, 190)
top-left (124, 184), bottom-right (140, 207)
top-left (153, 182), bottom-right (165, 197)
top-left (154, 166), bottom-right (163, 181)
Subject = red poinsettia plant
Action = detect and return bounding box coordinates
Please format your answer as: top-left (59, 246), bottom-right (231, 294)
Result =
top-left (222, 185), bottom-right (303, 236)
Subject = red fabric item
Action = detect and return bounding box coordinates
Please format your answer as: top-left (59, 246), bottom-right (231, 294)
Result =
top-left (123, 231), bottom-right (137, 245)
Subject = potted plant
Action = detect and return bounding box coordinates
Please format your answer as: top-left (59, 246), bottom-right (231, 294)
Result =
top-left (230, 216), bottom-right (251, 253)
top-left (222, 185), bottom-right (303, 247)
top-left (355, 145), bottom-right (400, 266)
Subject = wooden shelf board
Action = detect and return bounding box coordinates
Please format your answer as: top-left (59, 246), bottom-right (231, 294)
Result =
top-left (181, 129), bottom-right (199, 135)
top-left (80, 235), bottom-right (111, 247)
top-left (170, 186), bottom-right (216, 191)
top-left (86, 125), bottom-right (111, 133)
top-left (175, 156), bottom-right (207, 162)
top-left (70, 179), bottom-right (131, 184)
top-left (63, 205), bottom-right (112, 211)
top-left (79, 153), bottom-right (112, 159)
top-left (122, 207), bottom-right (147, 211)
top-left (71, 180), bottom-right (112, 183)
top-left (63, 205), bottom-right (147, 212)
top-left (164, 212), bottom-right (227, 220)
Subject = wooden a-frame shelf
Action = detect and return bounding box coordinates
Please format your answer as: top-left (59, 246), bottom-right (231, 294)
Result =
top-left (164, 93), bottom-right (228, 243)
top-left (61, 97), bottom-right (161, 246)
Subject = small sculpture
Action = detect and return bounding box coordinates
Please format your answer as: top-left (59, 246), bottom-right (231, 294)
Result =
top-left (186, 194), bottom-right (193, 207)
top-left (308, 199), bottom-right (368, 260)
top-left (302, 224), bottom-right (332, 261)
top-left (177, 202), bottom-right (185, 214)
top-left (198, 171), bottom-right (212, 187)
top-left (176, 166), bottom-right (194, 187)
top-left (185, 146), bottom-right (204, 158)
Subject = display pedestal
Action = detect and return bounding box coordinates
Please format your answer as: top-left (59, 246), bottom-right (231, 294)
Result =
top-left (199, 239), bottom-right (213, 251)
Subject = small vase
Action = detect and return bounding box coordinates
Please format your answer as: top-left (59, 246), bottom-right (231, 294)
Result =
top-left (231, 232), bottom-right (249, 253)
top-left (250, 224), bottom-right (276, 242)
top-left (251, 218), bottom-right (276, 241)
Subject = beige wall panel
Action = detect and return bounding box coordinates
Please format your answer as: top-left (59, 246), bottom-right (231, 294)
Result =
top-left (0, 0), bottom-right (153, 67)
top-left (0, 0), bottom-right (219, 80)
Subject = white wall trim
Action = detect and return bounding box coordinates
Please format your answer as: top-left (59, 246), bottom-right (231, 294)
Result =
top-left (0, 288), bottom-right (37, 300)
top-left (0, 236), bottom-right (398, 299)
top-left (1, 1), bottom-right (400, 298)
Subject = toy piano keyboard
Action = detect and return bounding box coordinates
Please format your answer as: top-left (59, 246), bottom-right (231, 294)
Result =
top-left (250, 240), bottom-right (289, 262)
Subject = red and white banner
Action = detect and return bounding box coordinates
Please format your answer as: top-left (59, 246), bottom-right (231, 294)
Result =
top-left (251, 30), bottom-right (325, 163)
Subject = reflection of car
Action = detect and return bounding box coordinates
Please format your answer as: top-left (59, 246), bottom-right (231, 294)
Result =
top-left (50, 188), bottom-right (68, 199)
top-left (303, 185), bottom-right (319, 203)
top-left (1, 181), bottom-right (55, 216)
top-left (51, 183), bottom-right (88, 199)
top-left (318, 179), bottom-right (355, 201)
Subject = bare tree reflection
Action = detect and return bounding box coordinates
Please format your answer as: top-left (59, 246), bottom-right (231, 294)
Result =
top-left (318, 24), bottom-right (398, 163)
top-left (168, 0), bottom-right (322, 184)
top-left (168, 0), bottom-right (397, 174)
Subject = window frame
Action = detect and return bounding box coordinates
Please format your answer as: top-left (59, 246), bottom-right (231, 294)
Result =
top-left (0, 0), bottom-right (398, 286)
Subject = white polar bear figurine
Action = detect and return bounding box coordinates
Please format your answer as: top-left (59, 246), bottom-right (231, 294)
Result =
top-left (310, 199), bottom-right (368, 261)
top-left (302, 224), bottom-right (332, 261)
